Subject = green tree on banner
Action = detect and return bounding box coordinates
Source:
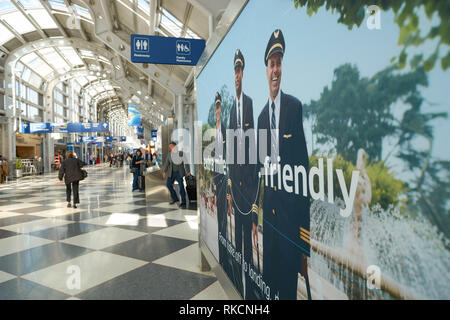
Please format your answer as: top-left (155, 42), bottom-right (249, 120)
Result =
top-left (305, 63), bottom-right (449, 238)
top-left (293, 0), bottom-right (450, 71)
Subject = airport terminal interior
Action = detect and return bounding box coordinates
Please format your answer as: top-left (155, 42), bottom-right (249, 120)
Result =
top-left (0, 0), bottom-right (232, 300)
top-left (0, 0), bottom-right (449, 302)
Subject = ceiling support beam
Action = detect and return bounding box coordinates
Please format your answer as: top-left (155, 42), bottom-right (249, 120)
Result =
top-left (39, 0), bottom-right (68, 37)
top-left (79, 0), bottom-right (186, 96)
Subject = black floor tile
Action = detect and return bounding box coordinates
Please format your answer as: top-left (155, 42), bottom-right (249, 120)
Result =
top-left (0, 200), bottom-right (21, 205)
top-left (130, 200), bottom-right (148, 206)
top-left (130, 206), bottom-right (178, 215)
top-left (54, 211), bottom-right (111, 222)
top-left (0, 278), bottom-right (69, 300)
top-left (77, 263), bottom-right (215, 300)
top-left (3, 195), bottom-right (41, 201)
top-left (29, 222), bottom-right (106, 241)
top-left (102, 234), bottom-right (195, 262)
top-left (0, 229), bottom-right (18, 239)
top-left (9, 205), bottom-right (58, 214)
top-left (0, 242), bottom-right (92, 276)
top-left (0, 215), bottom-right (45, 228)
top-left (114, 218), bottom-right (184, 233)
top-left (26, 200), bottom-right (65, 206)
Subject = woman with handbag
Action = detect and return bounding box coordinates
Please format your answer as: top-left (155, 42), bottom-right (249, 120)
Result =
top-left (131, 150), bottom-right (144, 192)
top-left (58, 151), bottom-right (85, 208)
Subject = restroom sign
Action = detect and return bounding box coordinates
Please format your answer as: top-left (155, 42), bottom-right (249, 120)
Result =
top-left (131, 34), bottom-right (205, 66)
top-left (176, 40), bottom-right (191, 55)
top-left (133, 36), bottom-right (150, 58)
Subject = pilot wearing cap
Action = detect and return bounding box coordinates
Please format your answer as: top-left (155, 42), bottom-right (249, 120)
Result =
top-left (255, 29), bottom-right (311, 300)
top-left (226, 48), bottom-right (258, 299)
top-left (212, 92), bottom-right (229, 274)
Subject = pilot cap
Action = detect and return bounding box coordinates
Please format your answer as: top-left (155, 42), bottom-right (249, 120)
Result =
top-left (234, 49), bottom-right (245, 70)
top-left (265, 29), bottom-right (285, 66)
top-left (215, 92), bottom-right (222, 106)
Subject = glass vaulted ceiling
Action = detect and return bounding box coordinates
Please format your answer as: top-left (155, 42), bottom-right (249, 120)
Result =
top-left (0, 0), bottom-right (115, 100)
top-left (0, 0), bottom-right (211, 126)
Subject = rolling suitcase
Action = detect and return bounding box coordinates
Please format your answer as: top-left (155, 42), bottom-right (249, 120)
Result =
top-left (185, 175), bottom-right (197, 201)
top-left (138, 174), bottom-right (145, 191)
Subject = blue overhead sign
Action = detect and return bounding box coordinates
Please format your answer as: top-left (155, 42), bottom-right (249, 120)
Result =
top-left (130, 34), bottom-right (205, 66)
top-left (78, 136), bottom-right (126, 143)
top-left (21, 122), bottom-right (52, 134)
top-left (67, 122), bottom-right (109, 133)
top-left (104, 136), bottom-right (127, 143)
top-left (77, 137), bottom-right (105, 143)
top-left (21, 122), bottom-right (109, 134)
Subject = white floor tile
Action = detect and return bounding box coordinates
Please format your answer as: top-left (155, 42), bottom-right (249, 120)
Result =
top-left (82, 213), bottom-right (143, 227)
top-left (60, 227), bottom-right (147, 250)
top-left (191, 281), bottom-right (229, 300)
top-left (33, 207), bottom-right (84, 218)
top-left (0, 218), bottom-right (72, 234)
top-left (0, 271), bottom-right (16, 284)
top-left (0, 234), bottom-right (53, 257)
top-left (153, 243), bottom-right (213, 276)
top-left (0, 203), bottom-right (43, 212)
top-left (152, 221), bottom-right (199, 241)
top-left (154, 210), bottom-right (198, 222)
top-left (0, 212), bottom-right (24, 219)
top-left (22, 251), bottom-right (148, 296)
top-left (99, 204), bottom-right (146, 213)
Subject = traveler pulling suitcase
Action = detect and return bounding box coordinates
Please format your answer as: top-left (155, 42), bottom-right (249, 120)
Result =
top-left (185, 175), bottom-right (197, 201)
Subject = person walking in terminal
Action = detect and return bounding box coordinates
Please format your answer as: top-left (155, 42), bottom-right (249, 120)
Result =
top-left (226, 48), bottom-right (258, 299)
top-left (162, 141), bottom-right (191, 209)
top-left (58, 150), bottom-right (84, 209)
top-left (0, 156), bottom-right (9, 184)
top-left (131, 149), bottom-right (145, 192)
top-left (256, 29), bottom-right (311, 300)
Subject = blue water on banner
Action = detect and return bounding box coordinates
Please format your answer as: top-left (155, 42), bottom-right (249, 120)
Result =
top-left (130, 34), bottom-right (205, 66)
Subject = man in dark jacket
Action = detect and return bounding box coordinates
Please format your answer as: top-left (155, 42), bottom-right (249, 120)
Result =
top-left (162, 141), bottom-right (191, 208)
top-left (59, 150), bottom-right (84, 208)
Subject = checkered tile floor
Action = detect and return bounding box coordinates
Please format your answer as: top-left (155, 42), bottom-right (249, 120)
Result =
top-left (0, 164), bottom-right (228, 300)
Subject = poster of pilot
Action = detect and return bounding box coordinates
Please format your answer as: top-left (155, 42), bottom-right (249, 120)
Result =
top-left (196, 0), bottom-right (450, 300)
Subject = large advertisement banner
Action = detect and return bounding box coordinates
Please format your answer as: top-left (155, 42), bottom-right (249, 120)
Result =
top-left (128, 104), bottom-right (142, 126)
top-left (196, 0), bottom-right (449, 300)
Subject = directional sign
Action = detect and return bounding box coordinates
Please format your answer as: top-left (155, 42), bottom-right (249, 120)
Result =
top-left (21, 122), bottom-right (52, 134)
top-left (67, 122), bottom-right (109, 133)
top-left (67, 142), bottom-right (74, 152)
top-left (21, 122), bottom-right (109, 134)
top-left (51, 123), bottom-right (69, 133)
top-left (77, 136), bottom-right (105, 143)
top-left (151, 129), bottom-right (157, 141)
top-left (104, 136), bottom-right (127, 143)
top-left (130, 34), bottom-right (205, 66)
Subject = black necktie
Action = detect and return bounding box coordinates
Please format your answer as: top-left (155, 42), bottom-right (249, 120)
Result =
top-left (237, 101), bottom-right (241, 129)
top-left (271, 102), bottom-right (276, 130)
top-left (271, 102), bottom-right (278, 159)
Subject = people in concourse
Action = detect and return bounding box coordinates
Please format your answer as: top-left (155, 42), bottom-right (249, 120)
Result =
top-left (58, 150), bottom-right (84, 209)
